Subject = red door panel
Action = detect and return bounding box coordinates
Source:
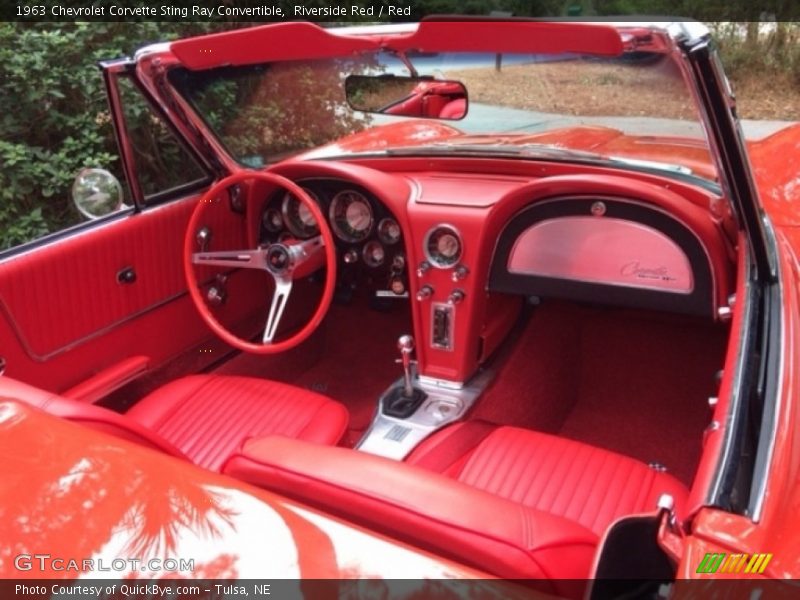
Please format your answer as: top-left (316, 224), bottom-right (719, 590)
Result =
top-left (0, 194), bottom-right (264, 392)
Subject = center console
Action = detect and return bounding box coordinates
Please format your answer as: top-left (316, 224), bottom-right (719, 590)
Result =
top-left (356, 334), bottom-right (493, 460)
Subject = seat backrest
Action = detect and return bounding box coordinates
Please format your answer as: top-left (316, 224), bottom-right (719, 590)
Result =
top-left (0, 376), bottom-right (187, 459)
top-left (224, 435), bottom-right (597, 598)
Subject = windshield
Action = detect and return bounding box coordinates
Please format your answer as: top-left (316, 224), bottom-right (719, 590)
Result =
top-left (170, 48), bottom-right (716, 182)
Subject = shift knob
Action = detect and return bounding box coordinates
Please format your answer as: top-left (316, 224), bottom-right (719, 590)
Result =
top-left (398, 334), bottom-right (415, 354)
top-left (397, 335), bottom-right (415, 398)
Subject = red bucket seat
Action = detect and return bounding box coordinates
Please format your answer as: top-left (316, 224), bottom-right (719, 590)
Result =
top-left (0, 374), bottom-right (348, 471)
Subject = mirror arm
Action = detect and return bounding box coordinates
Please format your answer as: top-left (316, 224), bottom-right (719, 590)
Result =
top-left (395, 50), bottom-right (419, 78)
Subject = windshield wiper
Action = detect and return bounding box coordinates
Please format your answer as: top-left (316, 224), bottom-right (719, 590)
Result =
top-left (606, 155), bottom-right (693, 175)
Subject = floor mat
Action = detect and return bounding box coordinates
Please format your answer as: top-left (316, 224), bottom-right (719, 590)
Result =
top-left (471, 301), bottom-right (728, 485)
top-left (214, 296), bottom-right (412, 446)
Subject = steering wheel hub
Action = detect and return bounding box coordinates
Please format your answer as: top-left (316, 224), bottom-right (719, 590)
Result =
top-left (266, 244), bottom-right (292, 275)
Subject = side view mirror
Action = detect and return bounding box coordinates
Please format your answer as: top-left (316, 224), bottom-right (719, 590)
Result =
top-left (345, 75), bottom-right (468, 120)
top-left (71, 168), bottom-right (124, 220)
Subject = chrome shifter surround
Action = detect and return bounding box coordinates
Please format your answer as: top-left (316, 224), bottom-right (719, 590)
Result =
top-left (356, 368), bottom-right (494, 460)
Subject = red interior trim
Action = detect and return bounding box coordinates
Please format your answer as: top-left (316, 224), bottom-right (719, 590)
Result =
top-left (171, 22), bottom-right (378, 70)
top-left (388, 20), bottom-right (623, 56)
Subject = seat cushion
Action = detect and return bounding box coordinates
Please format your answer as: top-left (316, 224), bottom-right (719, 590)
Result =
top-left (407, 422), bottom-right (689, 537)
top-left (127, 375), bottom-right (348, 471)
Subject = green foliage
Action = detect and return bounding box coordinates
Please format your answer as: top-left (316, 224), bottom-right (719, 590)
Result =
top-left (0, 22), bottom-right (220, 251)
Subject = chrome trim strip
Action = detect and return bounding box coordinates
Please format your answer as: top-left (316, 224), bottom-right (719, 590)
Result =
top-left (749, 217), bottom-right (786, 521)
top-left (0, 290), bottom-right (189, 363)
top-left (417, 374), bottom-right (464, 390)
top-left (707, 247), bottom-right (752, 504)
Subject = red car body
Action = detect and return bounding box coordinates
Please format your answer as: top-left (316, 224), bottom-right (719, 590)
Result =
top-left (1, 19), bottom-right (799, 596)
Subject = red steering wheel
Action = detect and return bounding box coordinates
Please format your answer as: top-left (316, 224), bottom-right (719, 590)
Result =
top-left (184, 171), bottom-right (337, 354)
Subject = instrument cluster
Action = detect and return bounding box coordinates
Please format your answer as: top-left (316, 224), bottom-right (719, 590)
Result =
top-left (260, 180), bottom-right (408, 296)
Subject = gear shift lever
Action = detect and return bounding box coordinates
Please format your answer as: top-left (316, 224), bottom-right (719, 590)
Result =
top-left (397, 334), bottom-right (415, 398)
top-left (382, 334), bottom-right (427, 419)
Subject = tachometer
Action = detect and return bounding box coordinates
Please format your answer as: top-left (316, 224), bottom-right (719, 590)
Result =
top-left (329, 190), bottom-right (373, 242)
top-left (424, 225), bottom-right (462, 268)
top-left (281, 189), bottom-right (320, 239)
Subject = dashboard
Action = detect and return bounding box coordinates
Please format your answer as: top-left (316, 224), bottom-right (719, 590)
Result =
top-left (263, 159), bottom-right (733, 387)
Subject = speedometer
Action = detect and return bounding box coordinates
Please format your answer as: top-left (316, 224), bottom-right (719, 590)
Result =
top-left (281, 189), bottom-right (320, 239)
top-left (329, 190), bottom-right (373, 243)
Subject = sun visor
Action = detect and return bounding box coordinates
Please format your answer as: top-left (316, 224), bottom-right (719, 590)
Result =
top-left (171, 20), bottom-right (624, 71)
top-left (171, 22), bottom-right (380, 70)
top-left (387, 20), bottom-right (624, 56)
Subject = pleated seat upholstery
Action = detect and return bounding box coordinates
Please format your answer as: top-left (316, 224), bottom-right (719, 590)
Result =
top-left (1, 374), bottom-right (348, 473)
top-left (406, 421), bottom-right (689, 537)
top-left (126, 375), bottom-right (348, 471)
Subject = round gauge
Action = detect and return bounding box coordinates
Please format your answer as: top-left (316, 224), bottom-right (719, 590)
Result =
top-left (281, 188), bottom-right (320, 239)
top-left (362, 241), bottom-right (385, 268)
top-left (424, 225), bottom-right (463, 268)
top-left (262, 208), bottom-right (283, 233)
top-left (329, 190), bottom-right (373, 242)
top-left (377, 218), bottom-right (402, 245)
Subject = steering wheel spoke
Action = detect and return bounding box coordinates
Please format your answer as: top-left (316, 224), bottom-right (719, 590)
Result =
top-left (262, 276), bottom-right (292, 343)
top-left (192, 248), bottom-right (267, 270)
top-left (286, 235), bottom-right (326, 279)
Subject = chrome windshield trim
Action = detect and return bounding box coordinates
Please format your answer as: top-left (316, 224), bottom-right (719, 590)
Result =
top-left (748, 216), bottom-right (785, 521)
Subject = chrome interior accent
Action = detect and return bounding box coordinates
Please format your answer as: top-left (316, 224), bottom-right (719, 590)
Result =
top-left (357, 368), bottom-right (493, 460)
top-left (423, 224), bottom-right (463, 269)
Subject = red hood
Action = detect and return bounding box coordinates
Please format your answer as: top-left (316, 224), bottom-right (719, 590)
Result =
top-left (304, 121), bottom-right (717, 180)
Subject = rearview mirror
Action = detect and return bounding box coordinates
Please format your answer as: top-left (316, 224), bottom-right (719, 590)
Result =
top-left (345, 75), bottom-right (467, 120)
top-left (72, 168), bottom-right (124, 220)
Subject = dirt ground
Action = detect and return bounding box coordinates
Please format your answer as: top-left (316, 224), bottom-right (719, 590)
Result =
top-left (728, 73), bottom-right (800, 120)
top-left (444, 59), bottom-right (798, 122)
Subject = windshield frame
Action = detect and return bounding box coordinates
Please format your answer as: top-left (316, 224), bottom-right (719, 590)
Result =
top-left (134, 21), bottom-right (730, 194)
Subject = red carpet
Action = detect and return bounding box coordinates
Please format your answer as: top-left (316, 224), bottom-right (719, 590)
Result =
top-left (471, 301), bottom-right (728, 485)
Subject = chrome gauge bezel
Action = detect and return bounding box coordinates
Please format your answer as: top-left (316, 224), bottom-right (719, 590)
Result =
top-left (423, 224), bottom-right (463, 269)
top-left (281, 188), bottom-right (320, 239)
top-left (329, 189), bottom-right (374, 243)
top-left (362, 240), bottom-right (386, 268)
top-left (262, 208), bottom-right (284, 233)
top-left (377, 217), bottom-right (402, 245)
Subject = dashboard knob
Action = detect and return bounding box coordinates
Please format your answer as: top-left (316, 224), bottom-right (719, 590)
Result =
top-left (392, 254), bottom-right (406, 272)
top-left (447, 289), bottom-right (465, 305)
top-left (451, 264), bottom-right (469, 282)
top-left (344, 248), bottom-right (359, 264)
top-left (416, 261), bottom-right (431, 278)
top-left (206, 285), bottom-right (226, 306)
top-left (416, 285), bottom-right (434, 302)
